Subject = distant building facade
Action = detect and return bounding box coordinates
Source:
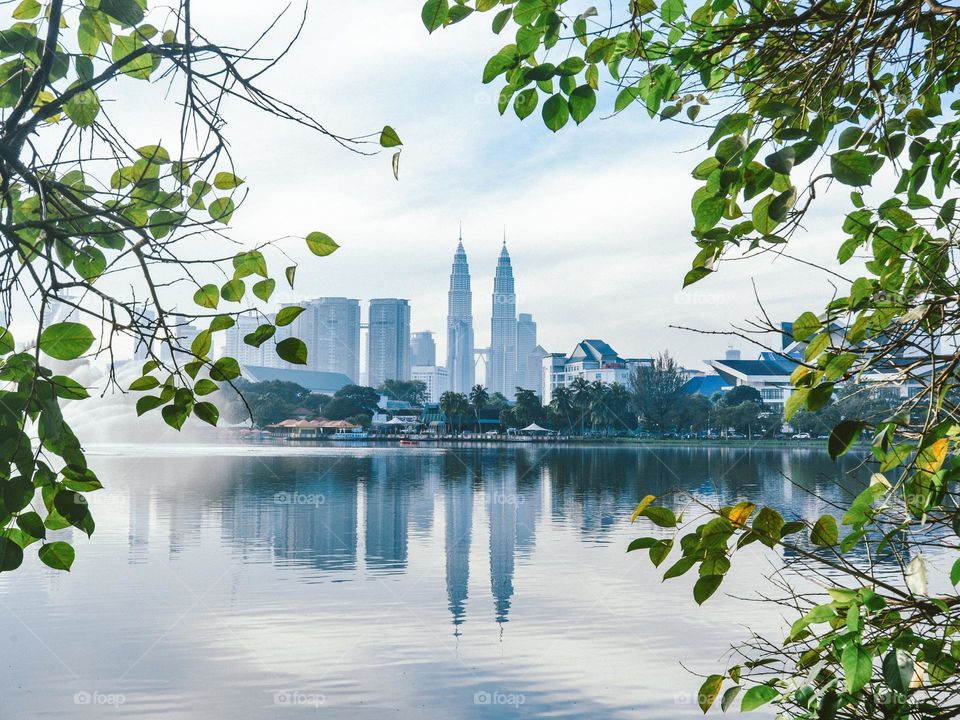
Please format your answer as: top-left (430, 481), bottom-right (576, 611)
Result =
top-left (486, 242), bottom-right (517, 397)
top-left (516, 313), bottom-right (537, 391)
top-left (411, 331), bottom-right (437, 367)
top-left (367, 298), bottom-right (411, 388)
top-left (541, 340), bottom-right (651, 403)
top-left (412, 364), bottom-right (449, 403)
top-left (446, 239), bottom-right (475, 393)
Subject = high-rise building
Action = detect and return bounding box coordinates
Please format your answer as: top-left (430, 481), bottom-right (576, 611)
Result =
top-left (446, 238), bottom-right (475, 393)
top-left (411, 331), bottom-right (437, 367)
top-left (486, 242), bottom-right (517, 398)
top-left (302, 297), bottom-right (361, 381)
top-left (516, 313), bottom-right (537, 391)
top-left (368, 298), bottom-right (411, 388)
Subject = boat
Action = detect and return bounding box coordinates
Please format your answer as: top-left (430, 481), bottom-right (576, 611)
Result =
top-left (399, 439), bottom-right (419, 446)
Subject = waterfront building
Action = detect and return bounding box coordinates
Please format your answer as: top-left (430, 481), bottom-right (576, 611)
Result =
top-left (368, 298), bottom-right (411, 388)
top-left (446, 238), bottom-right (475, 393)
top-left (411, 330), bottom-right (437, 367)
top-left (540, 340), bottom-right (652, 403)
top-left (240, 365), bottom-right (352, 396)
top-left (302, 297), bottom-right (361, 382)
top-left (412, 364), bottom-right (449, 403)
top-left (526, 345), bottom-right (550, 398)
top-left (486, 242), bottom-right (518, 397)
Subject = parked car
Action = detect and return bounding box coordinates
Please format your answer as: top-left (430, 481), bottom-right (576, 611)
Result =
top-left (792, 432), bottom-right (811, 440)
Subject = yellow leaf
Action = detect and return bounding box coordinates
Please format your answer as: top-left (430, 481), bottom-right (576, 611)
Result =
top-left (631, 495), bottom-right (656, 523)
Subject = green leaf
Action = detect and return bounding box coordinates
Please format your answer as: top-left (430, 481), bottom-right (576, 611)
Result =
top-left (38, 541), bottom-right (75, 571)
top-left (792, 311), bottom-right (821, 341)
top-left (568, 85), bottom-right (596, 124)
top-left (213, 172), bottom-right (244, 189)
top-left (951, 558), bottom-right (960, 586)
top-left (276, 337), bottom-right (308, 365)
top-left (421, 0), bottom-right (449, 32)
top-left (663, 555), bottom-right (697, 579)
top-left (765, 146), bottom-right (795, 175)
top-left (285, 265), bottom-right (297, 288)
top-left (831, 150), bottom-right (877, 186)
top-left (306, 231), bottom-right (339, 256)
top-left (810, 515), bottom-right (838, 546)
top-left (12, 0), bottom-right (40, 20)
top-left (882, 649), bottom-right (913, 693)
top-left (64, 87), bottom-right (100, 127)
top-left (841, 644), bottom-right (872, 693)
top-left (193, 402), bottom-right (219, 426)
top-left (492, 7), bottom-right (512, 33)
top-left (542, 93), bottom-right (569, 132)
top-left (253, 279), bottom-right (276, 302)
top-left (136, 395), bottom-right (165, 416)
top-left (99, 0), bottom-right (144, 26)
top-left (50, 375), bottom-right (89, 400)
top-left (210, 357), bottom-right (241, 382)
top-left (221, 278), bottom-right (245, 303)
top-left (693, 574), bottom-right (723, 604)
top-left (0, 328), bottom-right (13, 354)
top-left (194, 378), bottom-right (219, 396)
top-left (660, 0), bottom-right (684, 23)
top-left (193, 284), bottom-right (219, 309)
top-left (740, 685), bottom-right (777, 712)
top-left (208, 197), bottom-right (235, 224)
top-left (0, 536), bottom-right (23, 571)
top-left (275, 306), bottom-right (305, 327)
top-left (129, 375), bottom-right (159, 391)
top-left (698, 675), bottom-right (723, 713)
top-left (695, 196), bottom-right (725, 232)
top-left (16, 512), bottom-right (45, 540)
top-left (828, 421), bottom-right (866, 459)
top-left (642, 506), bottom-right (676, 528)
top-left (39, 322), bottom-right (95, 360)
top-left (380, 125), bottom-right (403, 148)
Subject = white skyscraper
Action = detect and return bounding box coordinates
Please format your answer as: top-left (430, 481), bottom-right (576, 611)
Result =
top-left (303, 297), bottom-right (361, 381)
top-left (446, 238), bottom-right (475, 393)
top-left (368, 298), bottom-right (411, 388)
top-left (486, 242), bottom-right (517, 398)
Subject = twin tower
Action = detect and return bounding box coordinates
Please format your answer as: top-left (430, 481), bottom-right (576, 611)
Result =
top-left (447, 235), bottom-right (535, 397)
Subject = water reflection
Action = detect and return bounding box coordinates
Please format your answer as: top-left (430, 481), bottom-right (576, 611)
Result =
top-left (0, 444), bottom-right (882, 719)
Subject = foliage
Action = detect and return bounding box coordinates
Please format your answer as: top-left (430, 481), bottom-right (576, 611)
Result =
top-left (324, 385), bottom-right (381, 420)
top-left (0, 0), bottom-right (395, 572)
top-left (439, 391), bottom-right (470, 430)
top-left (440, 0), bottom-right (960, 716)
top-left (630, 352), bottom-right (687, 434)
top-left (379, 379), bottom-right (428, 405)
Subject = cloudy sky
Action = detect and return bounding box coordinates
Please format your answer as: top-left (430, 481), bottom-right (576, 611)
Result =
top-left (83, 0), bottom-right (858, 371)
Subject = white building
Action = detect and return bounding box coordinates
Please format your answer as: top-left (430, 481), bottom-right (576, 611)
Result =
top-left (486, 242), bottom-right (517, 397)
top-left (446, 238), bottom-right (475, 393)
top-left (412, 365), bottom-right (449, 403)
top-left (541, 340), bottom-right (651, 403)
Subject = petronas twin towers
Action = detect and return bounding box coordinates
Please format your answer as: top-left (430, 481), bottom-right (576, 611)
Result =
top-left (446, 232), bottom-right (526, 397)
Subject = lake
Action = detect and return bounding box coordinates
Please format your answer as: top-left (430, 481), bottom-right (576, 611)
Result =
top-left (0, 443), bottom-right (872, 719)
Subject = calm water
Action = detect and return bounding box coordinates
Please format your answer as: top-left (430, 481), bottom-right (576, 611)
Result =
top-left (0, 444), bottom-right (873, 719)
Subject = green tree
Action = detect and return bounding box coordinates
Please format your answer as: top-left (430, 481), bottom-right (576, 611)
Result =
top-left (439, 391), bottom-right (469, 433)
top-left (0, 0), bottom-right (397, 573)
top-left (469, 384), bottom-right (489, 431)
top-left (512, 387), bottom-right (544, 427)
top-left (440, 1), bottom-right (960, 715)
top-left (569, 376), bottom-right (592, 434)
top-left (324, 385), bottom-right (381, 420)
top-left (630, 352), bottom-right (686, 435)
top-left (379, 380), bottom-right (428, 405)
top-left (548, 386), bottom-right (575, 432)
top-left (667, 394), bottom-right (713, 434)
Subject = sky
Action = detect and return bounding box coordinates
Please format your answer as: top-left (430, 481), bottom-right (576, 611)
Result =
top-left (41, 0), bottom-right (862, 372)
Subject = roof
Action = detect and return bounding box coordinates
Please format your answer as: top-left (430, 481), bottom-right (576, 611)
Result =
top-left (268, 419), bottom-right (359, 429)
top-left (681, 374), bottom-right (727, 397)
top-left (241, 365), bottom-right (352, 394)
top-left (569, 339), bottom-right (620, 364)
top-left (707, 354), bottom-right (797, 384)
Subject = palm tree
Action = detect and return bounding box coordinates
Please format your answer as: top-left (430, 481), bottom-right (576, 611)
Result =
top-left (570, 377), bottom-right (592, 434)
top-left (439, 391), bottom-right (469, 435)
top-left (469, 384), bottom-right (489, 432)
top-left (550, 387), bottom-right (575, 434)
